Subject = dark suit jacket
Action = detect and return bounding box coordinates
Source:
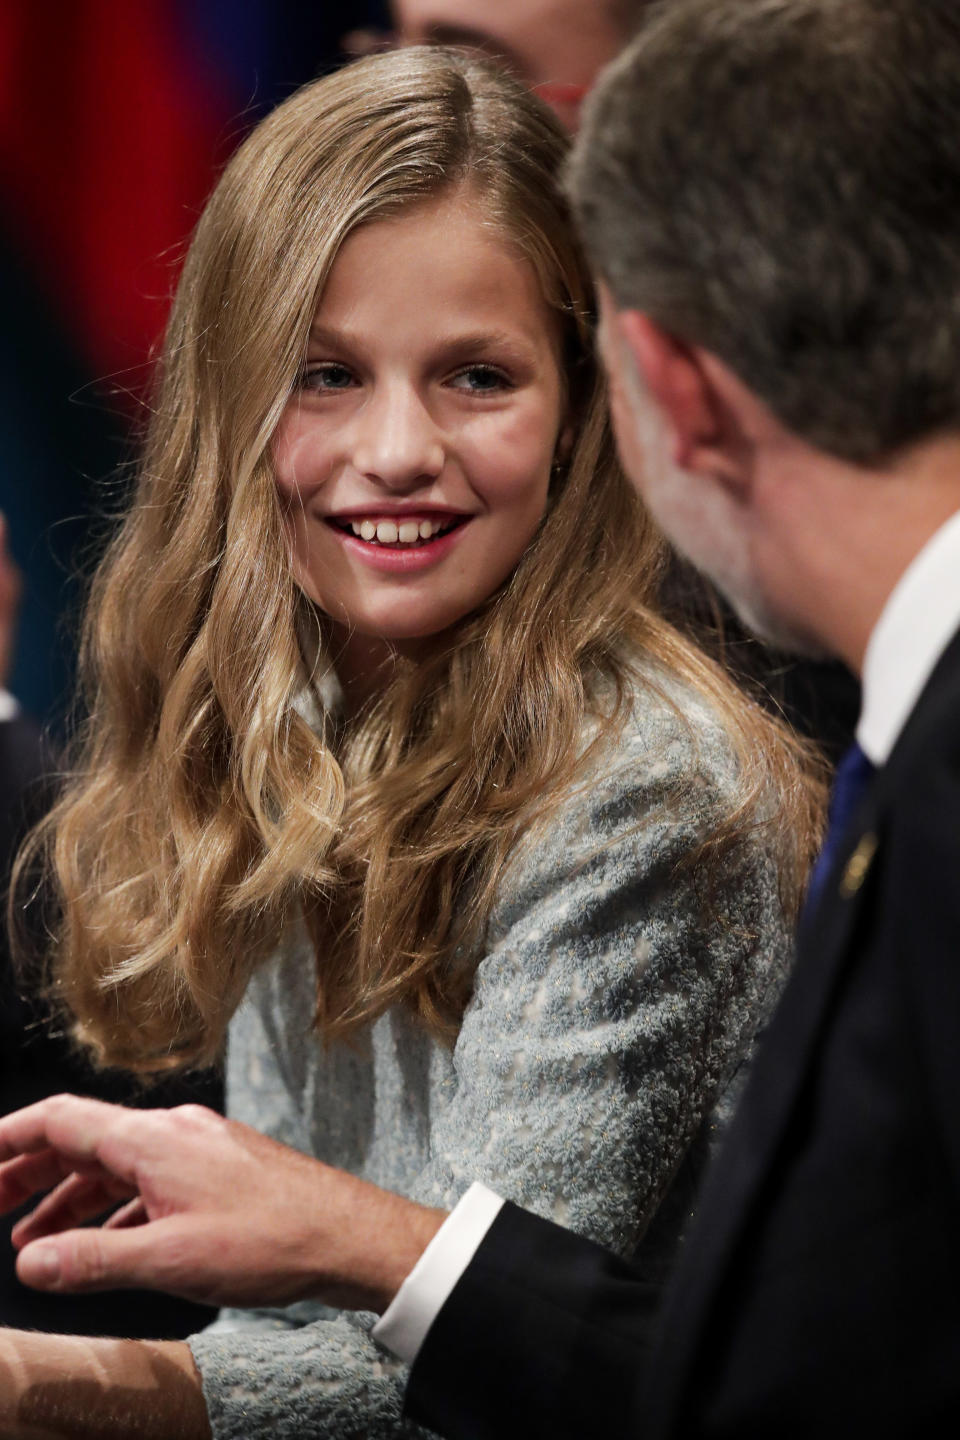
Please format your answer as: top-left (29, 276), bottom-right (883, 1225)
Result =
top-left (405, 630), bottom-right (960, 1437)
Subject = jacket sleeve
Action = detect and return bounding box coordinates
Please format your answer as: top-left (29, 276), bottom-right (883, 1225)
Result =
top-left (407, 1198), bottom-right (662, 1438)
top-left (189, 706), bottom-right (791, 1439)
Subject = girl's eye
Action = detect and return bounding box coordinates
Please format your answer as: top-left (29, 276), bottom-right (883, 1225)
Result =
top-left (300, 363), bottom-right (356, 393)
top-left (448, 365), bottom-right (512, 394)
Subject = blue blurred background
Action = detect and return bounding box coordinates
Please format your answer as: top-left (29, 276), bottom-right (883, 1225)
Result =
top-left (0, 0), bottom-right (388, 731)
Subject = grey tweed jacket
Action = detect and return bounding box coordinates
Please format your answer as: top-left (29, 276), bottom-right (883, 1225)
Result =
top-left (189, 666), bottom-right (792, 1438)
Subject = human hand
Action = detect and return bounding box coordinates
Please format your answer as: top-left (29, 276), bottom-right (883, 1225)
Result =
top-left (0, 1095), bottom-right (446, 1313)
top-left (0, 511), bottom-right (22, 689)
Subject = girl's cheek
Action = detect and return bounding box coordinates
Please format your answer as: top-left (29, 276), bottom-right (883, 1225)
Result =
top-left (272, 421), bottom-right (329, 500)
top-left (270, 418), bottom-right (298, 498)
top-left (462, 420), bottom-right (556, 493)
top-left (477, 443), bottom-right (555, 504)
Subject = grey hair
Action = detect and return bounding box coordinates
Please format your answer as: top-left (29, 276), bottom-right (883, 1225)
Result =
top-left (569, 0), bottom-right (960, 462)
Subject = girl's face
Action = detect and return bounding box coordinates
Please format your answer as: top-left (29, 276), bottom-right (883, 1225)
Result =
top-left (272, 190), bottom-right (569, 648)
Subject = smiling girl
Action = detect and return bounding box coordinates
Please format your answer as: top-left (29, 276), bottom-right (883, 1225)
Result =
top-left (0, 46), bottom-right (819, 1439)
top-left (273, 190), bottom-right (570, 708)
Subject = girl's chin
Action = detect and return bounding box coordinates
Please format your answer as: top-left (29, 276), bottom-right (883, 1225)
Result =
top-left (359, 619), bottom-right (464, 650)
top-left (325, 612), bottom-right (469, 650)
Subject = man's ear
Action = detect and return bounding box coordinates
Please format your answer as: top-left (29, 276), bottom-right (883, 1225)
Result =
top-left (615, 309), bottom-right (750, 489)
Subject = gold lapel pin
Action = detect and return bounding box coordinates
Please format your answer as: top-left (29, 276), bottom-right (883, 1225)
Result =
top-left (839, 832), bottom-right (878, 898)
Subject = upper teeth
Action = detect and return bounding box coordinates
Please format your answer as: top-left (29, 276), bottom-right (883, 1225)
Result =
top-left (349, 518), bottom-right (447, 544)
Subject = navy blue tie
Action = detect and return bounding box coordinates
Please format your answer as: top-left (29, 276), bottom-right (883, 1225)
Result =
top-left (805, 741), bottom-right (876, 917)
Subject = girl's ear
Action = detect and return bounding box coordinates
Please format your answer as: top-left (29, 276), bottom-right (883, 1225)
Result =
top-left (556, 419), bottom-right (576, 465)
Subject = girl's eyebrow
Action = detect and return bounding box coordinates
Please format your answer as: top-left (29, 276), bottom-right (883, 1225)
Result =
top-left (307, 325), bottom-right (540, 363)
top-left (308, 322), bottom-right (358, 348)
top-left (430, 331), bottom-right (539, 364)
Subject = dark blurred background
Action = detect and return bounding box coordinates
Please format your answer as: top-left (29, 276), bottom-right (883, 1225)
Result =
top-left (0, 0), bottom-right (388, 733)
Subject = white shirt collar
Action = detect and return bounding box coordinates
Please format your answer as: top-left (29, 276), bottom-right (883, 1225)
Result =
top-left (857, 507), bottom-right (960, 764)
top-left (0, 688), bottom-right (19, 722)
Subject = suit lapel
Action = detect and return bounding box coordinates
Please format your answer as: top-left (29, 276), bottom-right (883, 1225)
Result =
top-left (647, 626), bottom-right (960, 1436)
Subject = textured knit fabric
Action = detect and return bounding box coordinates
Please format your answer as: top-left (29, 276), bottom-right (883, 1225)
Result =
top-left (188, 665), bottom-right (792, 1438)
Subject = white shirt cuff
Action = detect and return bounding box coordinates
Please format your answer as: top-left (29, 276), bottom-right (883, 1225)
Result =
top-left (0, 689), bottom-right (19, 722)
top-left (372, 1182), bottom-right (505, 1364)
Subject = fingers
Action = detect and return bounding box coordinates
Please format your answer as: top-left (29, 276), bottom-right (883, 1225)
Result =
top-left (0, 1095), bottom-right (106, 1162)
top-left (103, 1196), bottom-right (148, 1229)
top-left (0, 1148), bottom-right (76, 1213)
top-left (16, 1219), bottom-right (170, 1295)
top-left (0, 1147), bottom-right (119, 1222)
top-left (0, 1095), bottom-right (144, 1183)
top-left (10, 1169), bottom-right (137, 1249)
top-left (16, 1215), bottom-right (212, 1300)
top-left (0, 1097), bottom-right (151, 1231)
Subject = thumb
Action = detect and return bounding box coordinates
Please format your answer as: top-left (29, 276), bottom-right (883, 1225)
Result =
top-left (17, 1223), bottom-right (165, 1294)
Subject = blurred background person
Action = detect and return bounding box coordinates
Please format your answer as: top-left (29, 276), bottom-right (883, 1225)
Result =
top-left (345, 2), bottom-right (648, 130)
top-left (387, 0), bottom-right (637, 129)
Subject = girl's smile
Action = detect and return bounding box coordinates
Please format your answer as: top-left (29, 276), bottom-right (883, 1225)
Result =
top-left (272, 188), bottom-right (569, 645)
top-left (325, 507), bottom-right (471, 573)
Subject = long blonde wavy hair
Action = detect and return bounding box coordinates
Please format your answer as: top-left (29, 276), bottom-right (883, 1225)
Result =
top-left (16, 47), bottom-right (822, 1074)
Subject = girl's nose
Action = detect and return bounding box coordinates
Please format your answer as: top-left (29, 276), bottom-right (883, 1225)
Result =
top-left (351, 384), bottom-right (445, 490)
